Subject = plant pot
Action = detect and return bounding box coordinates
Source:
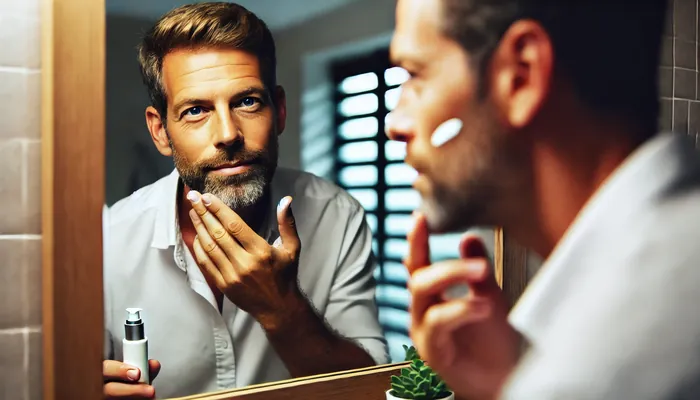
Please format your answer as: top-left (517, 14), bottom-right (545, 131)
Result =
top-left (385, 389), bottom-right (455, 400)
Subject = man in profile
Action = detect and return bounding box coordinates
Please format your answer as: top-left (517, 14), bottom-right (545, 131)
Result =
top-left (387, 0), bottom-right (700, 398)
top-left (101, 3), bottom-right (387, 399)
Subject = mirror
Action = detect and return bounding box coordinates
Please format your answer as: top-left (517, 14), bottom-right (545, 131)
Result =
top-left (103, 1), bottom-right (498, 398)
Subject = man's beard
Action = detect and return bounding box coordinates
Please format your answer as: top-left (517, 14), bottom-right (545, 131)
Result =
top-left (170, 138), bottom-right (278, 210)
top-left (419, 108), bottom-right (517, 234)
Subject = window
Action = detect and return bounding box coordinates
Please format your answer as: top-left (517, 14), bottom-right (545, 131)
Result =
top-left (331, 49), bottom-right (463, 362)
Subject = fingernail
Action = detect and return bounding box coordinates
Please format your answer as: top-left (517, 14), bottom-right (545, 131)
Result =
top-left (187, 191), bottom-right (200, 203)
top-left (277, 196), bottom-right (290, 213)
top-left (127, 369), bottom-right (139, 381)
top-left (202, 193), bottom-right (212, 206)
top-left (466, 261), bottom-right (486, 276)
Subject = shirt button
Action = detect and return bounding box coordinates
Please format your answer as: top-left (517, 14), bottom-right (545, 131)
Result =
top-left (215, 339), bottom-right (229, 349)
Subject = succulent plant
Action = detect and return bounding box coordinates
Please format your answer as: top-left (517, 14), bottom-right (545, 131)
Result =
top-left (389, 345), bottom-right (452, 400)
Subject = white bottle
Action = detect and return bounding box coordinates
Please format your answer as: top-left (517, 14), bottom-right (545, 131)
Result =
top-left (122, 308), bottom-right (150, 384)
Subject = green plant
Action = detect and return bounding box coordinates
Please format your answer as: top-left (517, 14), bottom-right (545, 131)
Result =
top-left (389, 345), bottom-right (451, 400)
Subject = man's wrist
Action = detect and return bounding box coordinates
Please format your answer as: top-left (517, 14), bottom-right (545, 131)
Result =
top-left (256, 287), bottom-right (311, 335)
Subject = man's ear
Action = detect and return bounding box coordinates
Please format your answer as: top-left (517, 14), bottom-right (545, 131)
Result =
top-left (489, 19), bottom-right (553, 129)
top-left (145, 106), bottom-right (173, 157)
top-left (274, 85), bottom-right (287, 135)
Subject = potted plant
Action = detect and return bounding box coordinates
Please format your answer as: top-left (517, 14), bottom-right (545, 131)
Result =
top-left (386, 345), bottom-right (454, 400)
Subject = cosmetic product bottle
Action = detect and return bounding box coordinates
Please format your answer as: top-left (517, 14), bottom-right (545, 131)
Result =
top-left (123, 307), bottom-right (149, 384)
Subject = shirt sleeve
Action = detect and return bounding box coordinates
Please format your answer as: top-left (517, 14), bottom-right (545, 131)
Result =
top-left (500, 242), bottom-right (700, 400)
top-left (321, 205), bottom-right (389, 365)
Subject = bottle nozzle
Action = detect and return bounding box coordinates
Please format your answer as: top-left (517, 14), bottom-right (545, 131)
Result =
top-left (126, 308), bottom-right (142, 322)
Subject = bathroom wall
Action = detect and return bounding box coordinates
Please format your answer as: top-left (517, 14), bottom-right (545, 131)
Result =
top-left (659, 0), bottom-right (700, 141)
top-left (0, 0), bottom-right (43, 399)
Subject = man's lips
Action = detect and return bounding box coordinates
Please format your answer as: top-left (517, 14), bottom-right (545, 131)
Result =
top-left (208, 161), bottom-right (256, 175)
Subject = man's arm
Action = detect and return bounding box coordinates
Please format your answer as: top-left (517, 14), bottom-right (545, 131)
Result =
top-left (259, 205), bottom-right (386, 377)
top-left (259, 291), bottom-right (377, 377)
top-left (185, 192), bottom-right (387, 377)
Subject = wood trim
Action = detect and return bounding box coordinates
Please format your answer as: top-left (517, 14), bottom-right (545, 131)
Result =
top-left (173, 362), bottom-right (410, 400)
top-left (494, 228), bottom-right (528, 308)
top-left (41, 0), bottom-right (106, 399)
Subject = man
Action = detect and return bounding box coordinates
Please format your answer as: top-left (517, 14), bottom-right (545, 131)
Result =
top-left (101, 3), bottom-right (388, 399)
top-left (387, 0), bottom-right (700, 398)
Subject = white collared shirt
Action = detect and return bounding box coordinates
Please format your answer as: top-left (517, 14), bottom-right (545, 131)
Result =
top-left (103, 167), bottom-right (389, 398)
top-left (502, 133), bottom-right (700, 399)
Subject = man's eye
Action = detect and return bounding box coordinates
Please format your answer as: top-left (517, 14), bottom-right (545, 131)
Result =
top-left (239, 97), bottom-right (259, 108)
top-left (184, 106), bottom-right (204, 116)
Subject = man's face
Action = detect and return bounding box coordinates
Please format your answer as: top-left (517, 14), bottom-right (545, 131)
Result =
top-left (153, 48), bottom-right (284, 210)
top-left (388, 0), bottom-right (508, 233)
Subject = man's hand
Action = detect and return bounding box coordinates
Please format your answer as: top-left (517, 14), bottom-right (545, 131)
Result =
top-left (103, 359), bottom-right (161, 399)
top-left (406, 213), bottom-right (520, 400)
top-left (187, 191), bottom-right (304, 329)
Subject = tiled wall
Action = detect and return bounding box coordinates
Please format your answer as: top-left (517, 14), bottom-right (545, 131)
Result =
top-left (659, 0), bottom-right (700, 143)
top-left (0, 0), bottom-right (43, 399)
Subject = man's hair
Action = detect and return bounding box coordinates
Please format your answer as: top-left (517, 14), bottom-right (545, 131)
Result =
top-left (440, 0), bottom-right (668, 136)
top-left (137, 2), bottom-right (277, 120)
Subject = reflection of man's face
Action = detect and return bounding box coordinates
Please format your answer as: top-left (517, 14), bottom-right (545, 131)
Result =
top-left (388, 0), bottom-right (509, 233)
top-left (160, 48), bottom-right (283, 210)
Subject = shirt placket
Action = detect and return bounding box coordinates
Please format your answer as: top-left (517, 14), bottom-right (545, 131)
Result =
top-left (174, 236), bottom-right (237, 389)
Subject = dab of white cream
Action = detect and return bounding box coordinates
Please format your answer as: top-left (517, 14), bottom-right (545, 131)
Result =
top-left (431, 118), bottom-right (463, 148)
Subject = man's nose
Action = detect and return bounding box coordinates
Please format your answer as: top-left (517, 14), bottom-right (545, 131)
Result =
top-left (215, 110), bottom-right (243, 148)
top-left (384, 111), bottom-right (415, 143)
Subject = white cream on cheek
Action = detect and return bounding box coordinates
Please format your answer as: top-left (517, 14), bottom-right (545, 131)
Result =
top-left (430, 118), bottom-right (463, 148)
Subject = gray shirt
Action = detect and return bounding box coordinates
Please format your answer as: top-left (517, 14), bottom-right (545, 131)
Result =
top-left (503, 133), bottom-right (700, 399)
top-left (103, 167), bottom-right (389, 398)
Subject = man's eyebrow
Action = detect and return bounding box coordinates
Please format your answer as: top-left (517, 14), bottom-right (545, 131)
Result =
top-left (234, 86), bottom-right (268, 99)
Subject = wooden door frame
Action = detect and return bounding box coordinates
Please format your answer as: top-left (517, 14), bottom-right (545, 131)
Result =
top-left (39, 0), bottom-right (528, 398)
top-left (41, 0), bottom-right (106, 399)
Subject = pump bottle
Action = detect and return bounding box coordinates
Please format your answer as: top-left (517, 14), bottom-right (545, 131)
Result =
top-left (123, 308), bottom-right (149, 384)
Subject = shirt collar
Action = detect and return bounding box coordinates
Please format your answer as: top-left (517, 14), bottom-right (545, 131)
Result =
top-left (508, 133), bottom-right (693, 342)
top-left (150, 168), bottom-right (279, 249)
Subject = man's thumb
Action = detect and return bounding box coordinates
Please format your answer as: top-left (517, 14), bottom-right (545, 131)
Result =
top-left (276, 196), bottom-right (300, 253)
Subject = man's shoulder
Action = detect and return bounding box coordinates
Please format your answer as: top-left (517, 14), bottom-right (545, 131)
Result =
top-left (272, 167), bottom-right (364, 214)
top-left (105, 172), bottom-right (175, 230)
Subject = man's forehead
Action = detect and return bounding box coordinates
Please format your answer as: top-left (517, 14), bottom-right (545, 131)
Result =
top-left (392, 0), bottom-right (446, 63)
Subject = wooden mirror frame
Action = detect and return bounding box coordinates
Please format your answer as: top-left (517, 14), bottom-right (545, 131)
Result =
top-left (40, 0), bottom-right (528, 399)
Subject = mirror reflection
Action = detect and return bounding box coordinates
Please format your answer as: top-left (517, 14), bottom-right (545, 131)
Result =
top-left (104, 1), bottom-right (495, 398)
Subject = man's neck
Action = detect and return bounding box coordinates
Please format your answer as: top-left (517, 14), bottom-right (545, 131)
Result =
top-left (177, 185), bottom-right (269, 246)
top-left (505, 118), bottom-right (649, 259)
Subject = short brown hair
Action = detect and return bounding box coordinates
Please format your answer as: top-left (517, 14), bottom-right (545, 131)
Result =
top-left (440, 0), bottom-right (668, 139)
top-left (137, 2), bottom-right (277, 120)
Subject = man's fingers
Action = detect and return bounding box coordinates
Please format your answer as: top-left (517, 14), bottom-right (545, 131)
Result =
top-left (103, 359), bottom-right (140, 382)
top-left (276, 196), bottom-right (300, 256)
top-left (148, 359), bottom-right (161, 381)
top-left (409, 259), bottom-right (490, 322)
top-left (193, 235), bottom-right (229, 286)
top-left (405, 212), bottom-right (430, 275)
top-left (459, 234), bottom-right (489, 259)
top-left (199, 192), bottom-right (267, 251)
top-left (103, 382), bottom-right (155, 399)
top-left (417, 298), bottom-right (492, 369)
top-left (187, 191), bottom-right (246, 261)
top-left (458, 234), bottom-right (501, 296)
top-left (189, 209), bottom-right (238, 273)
